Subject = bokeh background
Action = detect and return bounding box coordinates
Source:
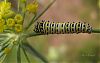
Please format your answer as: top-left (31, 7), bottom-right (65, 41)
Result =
top-left (6, 0), bottom-right (100, 63)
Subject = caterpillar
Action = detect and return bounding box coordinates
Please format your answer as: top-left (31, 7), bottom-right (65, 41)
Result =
top-left (34, 20), bottom-right (92, 34)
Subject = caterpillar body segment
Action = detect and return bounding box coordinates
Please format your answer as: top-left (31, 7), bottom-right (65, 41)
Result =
top-left (34, 20), bottom-right (92, 34)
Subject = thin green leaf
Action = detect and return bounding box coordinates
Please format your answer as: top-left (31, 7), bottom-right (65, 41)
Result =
top-left (22, 1), bottom-right (27, 26)
top-left (26, 0), bottom-right (56, 30)
top-left (0, 43), bottom-right (9, 52)
top-left (0, 37), bottom-right (11, 46)
top-left (34, 0), bottom-right (56, 22)
top-left (17, 45), bottom-right (21, 63)
top-left (0, 52), bottom-right (5, 58)
top-left (25, 14), bottom-right (36, 30)
top-left (18, 0), bottom-right (20, 12)
top-left (0, 38), bottom-right (7, 42)
top-left (22, 42), bottom-right (48, 63)
top-left (27, 32), bottom-right (45, 38)
top-left (4, 45), bottom-right (15, 63)
top-left (0, 55), bottom-right (6, 63)
top-left (0, 34), bottom-right (8, 38)
top-left (21, 44), bottom-right (30, 63)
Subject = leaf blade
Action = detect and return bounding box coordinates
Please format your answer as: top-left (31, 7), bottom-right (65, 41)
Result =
top-left (21, 44), bottom-right (31, 63)
top-left (22, 42), bottom-right (48, 63)
top-left (25, 0), bottom-right (56, 30)
top-left (17, 45), bottom-right (21, 63)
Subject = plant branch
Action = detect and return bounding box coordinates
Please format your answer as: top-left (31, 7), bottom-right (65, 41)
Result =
top-left (27, 32), bottom-right (45, 37)
top-left (22, 1), bottom-right (27, 26)
top-left (22, 42), bottom-right (48, 63)
top-left (25, 14), bottom-right (36, 30)
top-left (25, 0), bottom-right (56, 30)
top-left (17, 45), bottom-right (21, 63)
top-left (18, 0), bottom-right (20, 12)
top-left (92, 29), bottom-right (100, 33)
top-left (27, 28), bottom-right (100, 38)
top-left (21, 44), bottom-right (31, 63)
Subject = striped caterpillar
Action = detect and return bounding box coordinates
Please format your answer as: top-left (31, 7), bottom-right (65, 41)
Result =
top-left (34, 20), bottom-right (92, 34)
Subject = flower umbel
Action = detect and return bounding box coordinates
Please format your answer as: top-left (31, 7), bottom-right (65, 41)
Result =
top-left (0, 1), bottom-right (11, 12)
top-left (0, 0), bottom-right (99, 63)
top-left (0, 0), bottom-right (57, 63)
top-left (7, 18), bottom-right (15, 27)
top-left (0, 19), bottom-right (5, 26)
top-left (26, 0), bottom-right (38, 14)
top-left (15, 24), bottom-right (23, 32)
top-left (0, 25), bottom-right (4, 32)
top-left (2, 10), bottom-right (15, 19)
top-left (14, 14), bottom-right (23, 24)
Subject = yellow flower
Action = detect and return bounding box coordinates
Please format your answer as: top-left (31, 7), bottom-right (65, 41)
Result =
top-left (2, 10), bottom-right (15, 19)
top-left (0, 19), bottom-right (5, 26)
top-left (4, 25), bottom-right (8, 30)
top-left (15, 24), bottom-right (23, 32)
top-left (0, 25), bottom-right (4, 32)
top-left (7, 18), bottom-right (15, 27)
top-left (26, 0), bottom-right (38, 14)
top-left (14, 14), bottom-right (23, 24)
top-left (4, 48), bottom-right (11, 54)
top-left (0, 1), bottom-right (11, 12)
top-left (0, 15), bottom-right (2, 19)
top-left (0, 12), bottom-right (3, 18)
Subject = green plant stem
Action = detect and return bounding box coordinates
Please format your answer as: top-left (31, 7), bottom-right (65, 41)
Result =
top-left (25, 0), bottom-right (56, 30)
top-left (92, 29), bottom-right (100, 33)
top-left (17, 45), bottom-right (21, 63)
top-left (23, 3), bottom-right (26, 25)
top-left (18, 0), bottom-right (20, 12)
top-left (25, 14), bottom-right (36, 30)
top-left (21, 44), bottom-right (31, 63)
top-left (0, 55), bottom-right (6, 63)
top-left (27, 29), bottom-right (100, 37)
top-left (27, 32), bottom-right (45, 37)
top-left (22, 42), bottom-right (48, 63)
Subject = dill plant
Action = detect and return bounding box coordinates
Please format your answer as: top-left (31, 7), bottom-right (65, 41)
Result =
top-left (0, 0), bottom-right (99, 63)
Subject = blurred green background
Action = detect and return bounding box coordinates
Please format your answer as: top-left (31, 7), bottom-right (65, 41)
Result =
top-left (5, 0), bottom-right (100, 63)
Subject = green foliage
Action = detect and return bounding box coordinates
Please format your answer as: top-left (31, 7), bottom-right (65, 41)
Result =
top-left (0, 0), bottom-right (100, 63)
top-left (0, 0), bottom-right (56, 63)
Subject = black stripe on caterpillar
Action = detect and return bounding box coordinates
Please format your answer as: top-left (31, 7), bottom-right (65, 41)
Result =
top-left (34, 20), bottom-right (92, 34)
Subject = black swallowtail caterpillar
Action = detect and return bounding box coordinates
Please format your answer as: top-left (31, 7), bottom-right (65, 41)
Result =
top-left (34, 20), bottom-right (92, 34)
